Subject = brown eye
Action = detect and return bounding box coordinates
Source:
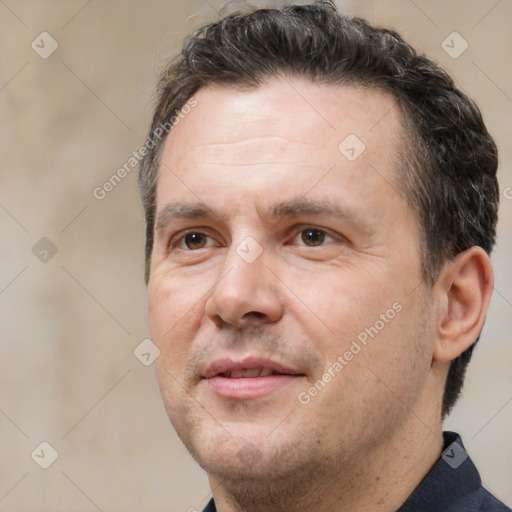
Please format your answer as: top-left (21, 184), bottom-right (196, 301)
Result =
top-left (184, 233), bottom-right (208, 249)
top-left (301, 229), bottom-right (326, 246)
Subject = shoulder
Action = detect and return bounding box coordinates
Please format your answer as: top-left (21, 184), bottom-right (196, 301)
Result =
top-left (479, 489), bottom-right (512, 512)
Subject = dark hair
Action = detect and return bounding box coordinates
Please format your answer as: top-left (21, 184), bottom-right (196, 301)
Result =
top-left (138, 0), bottom-right (499, 417)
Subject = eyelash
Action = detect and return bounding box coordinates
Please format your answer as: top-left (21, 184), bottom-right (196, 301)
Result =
top-left (170, 229), bottom-right (218, 250)
top-left (290, 227), bottom-right (337, 247)
top-left (170, 226), bottom-right (338, 250)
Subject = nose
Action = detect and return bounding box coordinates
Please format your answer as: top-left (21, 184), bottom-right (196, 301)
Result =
top-left (204, 242), bottom-right (284, 329)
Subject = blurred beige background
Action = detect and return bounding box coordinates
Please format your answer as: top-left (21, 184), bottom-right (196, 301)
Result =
top-left (0, 0), bottom-right (510, 510)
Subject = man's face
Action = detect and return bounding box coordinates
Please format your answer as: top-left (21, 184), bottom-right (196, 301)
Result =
top-left (148, 78), bottom-right (436, 483)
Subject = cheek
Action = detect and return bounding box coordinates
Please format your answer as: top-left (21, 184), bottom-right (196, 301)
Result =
top-left (306, 297), bottom-right (433, 442)
top-left (148, 275), bottom-right (204, 370)
top-left (298, 264), bottom-right (431, 382)
top-left (286, 266), bottom-right (391, 347)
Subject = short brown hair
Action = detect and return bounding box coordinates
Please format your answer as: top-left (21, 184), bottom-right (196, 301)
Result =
top-left (138, 1), bottom-right (499, 417)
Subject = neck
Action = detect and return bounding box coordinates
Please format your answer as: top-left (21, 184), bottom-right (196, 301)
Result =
top-left (208, 407), bottom-right (443, 512)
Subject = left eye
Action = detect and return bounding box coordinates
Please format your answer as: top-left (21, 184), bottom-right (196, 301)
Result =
top-left (293, 228), bottom-right (335, 247)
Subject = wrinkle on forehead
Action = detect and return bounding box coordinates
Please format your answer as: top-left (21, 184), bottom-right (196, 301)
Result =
top-left (188, 135), bottom-right (334, 169)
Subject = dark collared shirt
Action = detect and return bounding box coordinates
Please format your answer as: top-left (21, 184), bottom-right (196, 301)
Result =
top-left (202, 431), bottom-right (511, 511)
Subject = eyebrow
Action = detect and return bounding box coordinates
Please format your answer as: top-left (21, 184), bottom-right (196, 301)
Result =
top-left (270, 198), bottom-right (357, 222)
top-left (155, 201), bottom-right (216, 233)
top-left (155, 197), bottom-right (365, 234)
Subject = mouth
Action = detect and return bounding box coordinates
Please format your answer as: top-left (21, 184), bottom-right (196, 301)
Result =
top-left (202, 357), bottom-right (305, 399)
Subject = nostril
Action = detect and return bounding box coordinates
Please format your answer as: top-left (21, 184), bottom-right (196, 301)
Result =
top-left (246, 311), bottom-right (265, 319)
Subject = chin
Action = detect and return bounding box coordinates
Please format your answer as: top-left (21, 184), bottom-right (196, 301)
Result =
top-left (199, 445), bottom-right (305, 483)
top-left (180, 419), bottom-right (321, 484)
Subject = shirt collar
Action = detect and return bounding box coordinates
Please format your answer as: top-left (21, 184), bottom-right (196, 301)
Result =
top-left (396, 431), bottom-right (483, 511)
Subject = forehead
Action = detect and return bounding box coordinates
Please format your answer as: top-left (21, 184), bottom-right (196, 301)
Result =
top-left (156, 77), bottom-right (408, 226)
top-left (162, 78), bottom-right (403, 169)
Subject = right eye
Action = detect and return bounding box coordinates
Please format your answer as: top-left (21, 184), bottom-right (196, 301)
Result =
top-left (174, 232), bottom-right (217, 250)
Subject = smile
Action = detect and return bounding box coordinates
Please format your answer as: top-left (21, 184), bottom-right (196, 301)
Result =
top-left (202, 357), bottom-right (305, 399)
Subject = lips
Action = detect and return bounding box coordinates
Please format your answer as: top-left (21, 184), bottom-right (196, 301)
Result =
top-left (203, 357), bottom-right (302, 379)
top-left (222, 367), bottom-right (276, 378)
top-left (202, 357), bottom-right (305, 399)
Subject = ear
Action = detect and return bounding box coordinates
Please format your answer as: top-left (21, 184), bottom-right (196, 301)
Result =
top-left (433, 247), bottom-right (494, 363)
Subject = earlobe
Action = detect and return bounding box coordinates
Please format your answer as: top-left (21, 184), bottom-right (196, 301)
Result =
top-left (433, 247), bottom-right (494, 363)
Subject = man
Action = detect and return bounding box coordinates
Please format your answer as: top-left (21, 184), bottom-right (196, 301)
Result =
top-left (138, 2), bottom-right (510, 510)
